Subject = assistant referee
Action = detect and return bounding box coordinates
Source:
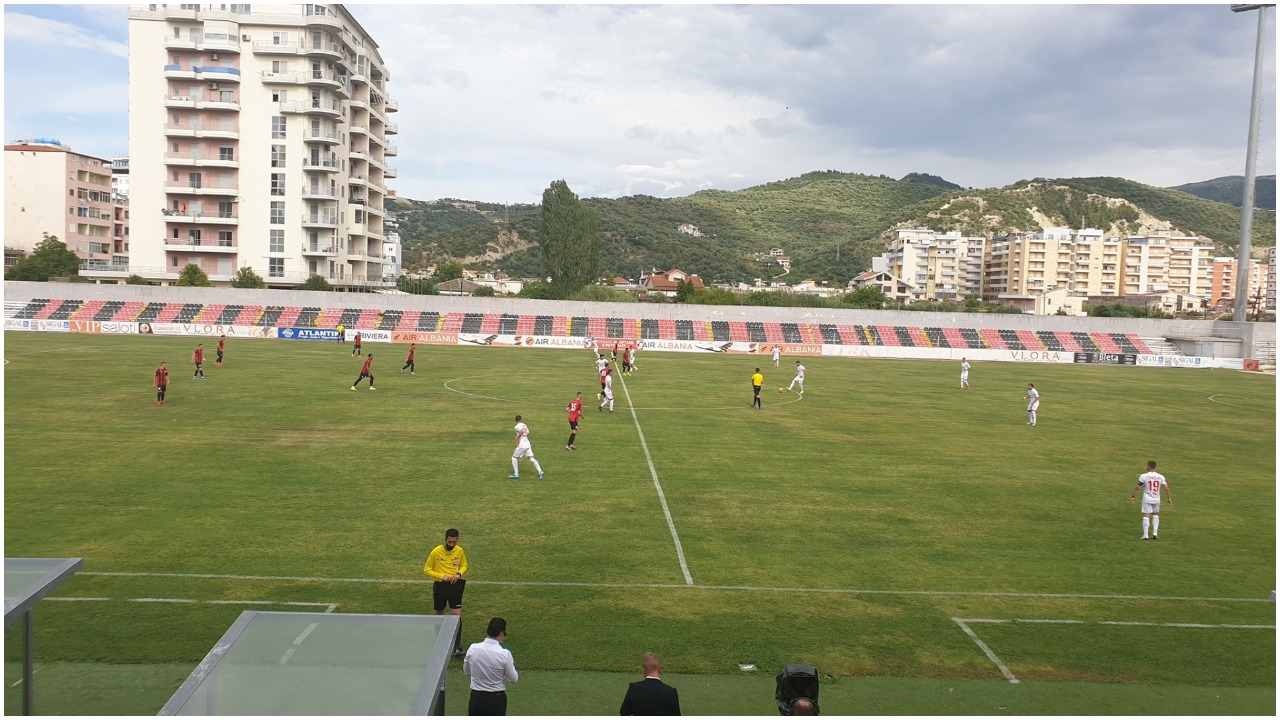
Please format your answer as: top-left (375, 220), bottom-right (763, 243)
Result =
top-left (424, 527), bottom-right (468, 656)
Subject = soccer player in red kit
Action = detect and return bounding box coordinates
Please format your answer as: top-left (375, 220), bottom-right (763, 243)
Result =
top-left (352, 354), bottom-right (375, 390)
top-left (565, 391), bottom-right (583, 450)
top-left (401, 343), bottom-right (416, 374)
top-left (192, 343), bottom-right (206, 380)
top-left (352, 332), bottom-right (363, 357)
top-left (215, 334), bottom-right (225, 366)
top-left (155, 361), bottom-right (169, 405)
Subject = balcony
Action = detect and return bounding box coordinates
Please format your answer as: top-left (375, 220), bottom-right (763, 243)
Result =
top-left (349, 123), bottom-right (368, 136)
top-left (253, 40), bottom-right (301, 55)
top-left (301, 243), bottom-right (339, 256)
top-left (384, 165), bottom-right (398, 178)
top-left (305, 41), bottom-right (343, 60)
top-left (164, 122), bottom-right (239, 139)
top-left (163, 64), bottom-right (196, 81)
top-left (301, 186), bottom-right (339, 200)
top-left (304, 128), bottom-right (343, 145)
top-left (195, 65), bottom-right (242, 83)
top-left (301, 213), bottom-right (340, 228)
top-left (349, 148), bottom-right (368, 163)
top-left (349, 174), bottom-right (368, 187)
top-left (262, 71), bottom-right (307, 86)
top-left (164, 152), bottom-right (239, 169)
top-left (303, 11), bottom-right (343, 30)
top-left (163, 93), bottom-right (240, 111)
top-left (164, 238), bottom-right (238, 253)
top-left (161, 209), bottom-right (239, 225)
top-left (306, 69), bottom-right (345, 91)
top-left (165, 179), bottom-right (239, 196)
top-left (302, 99), bottom-right (346, 118)
top-left (385, 121), bottom-right (398, 135)
top-left (302, 158), bottom-right (341, 173)
top-left (385, 98), bottom-right (399, 113)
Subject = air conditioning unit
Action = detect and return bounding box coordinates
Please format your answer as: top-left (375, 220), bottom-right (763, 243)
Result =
top-left (209, 53), bottom-right (219, 60)
top-left (209, 82), bottom-right (220, 90)
top-left (242, 34), bottom-right (251, 41)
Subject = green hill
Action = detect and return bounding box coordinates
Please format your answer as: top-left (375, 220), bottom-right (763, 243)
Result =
top-left (388, 173), bottom-right (1276, 286)
top-left (1169, 175), bottom-right (1276, 210)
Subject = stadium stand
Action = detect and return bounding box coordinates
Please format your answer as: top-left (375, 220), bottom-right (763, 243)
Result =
top-left (294, 307), bottom-right (322, 327)
top-left (533, 315), bottom-right (554, 335)
top-left (642, 318), bottom-right (662, 339)
top-left (378, 309), bottom-right (403, 330)
top-left (709, 320), bottom-right (729, 341)
top-left (780, 322), bottom-right (804, 344)
top-left (71, 300), bottom-right (106, 320)
top-left (461, 313), bottom-right (484, 333)
top-left (13, 299), bottom-right (50, 319)
top-left (675, 319), bottom-right (695, 341)
top-left (499, 313), bottom-right (519, 335)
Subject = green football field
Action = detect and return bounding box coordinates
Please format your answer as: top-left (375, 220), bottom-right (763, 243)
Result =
top-left (3, 331), bottom-right (1276, 715)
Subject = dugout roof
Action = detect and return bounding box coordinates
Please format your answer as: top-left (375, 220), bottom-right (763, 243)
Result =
top-left (159, 611), bottom-right (459, 715)
top-left (4, 557), bottom-right (82, 626)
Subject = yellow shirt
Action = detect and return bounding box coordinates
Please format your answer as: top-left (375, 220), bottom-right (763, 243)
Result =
top-left (423, 544), bottom-right (468, 581)
top-left (751, 372), bottom-right (764, 387)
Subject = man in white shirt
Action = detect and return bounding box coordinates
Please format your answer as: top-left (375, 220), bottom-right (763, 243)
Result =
top-left (772, 345), bottom-right (781, 367)
top-left (960, 358), bottom-right (970, 390)
top-left (595, 356), bottom-right (610, 399)
top-left (1023, 383), bottom-right (1039, 426)
top-left (509, 415), bottom-right (544, 480)
top-left (1129, 460), bottom-right (1173, 540)
top-left (787, 361), bottom-right (806, 394)
top-left (599, 370), bottom-right (615, 413)
top-left (463, 617), bottom-right (519, 716)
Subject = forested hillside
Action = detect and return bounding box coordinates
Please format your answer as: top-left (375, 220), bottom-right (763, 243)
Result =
top-left (387, 172), bottom-right (1277, 286)
top-left (1169, 175), bottom-right (1276, 211)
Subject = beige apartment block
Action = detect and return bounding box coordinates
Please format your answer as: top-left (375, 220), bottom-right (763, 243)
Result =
top-left (1268, 247), bottom-right (1277, 311)
top-left (109, 3), bottom-right (398, 287)
top-left (884, 228), bottom-right (985, 302)
top-left (1209, 256), bottom-right (1265, 312)
top-left (4, 142), bottom-right (128, 271)
top-left (1121, 231), bottom-right (1214, 299)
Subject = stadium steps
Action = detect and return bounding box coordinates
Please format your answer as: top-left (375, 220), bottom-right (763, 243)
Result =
top-left (1015, 330), bottom-right (1044, 350)
top-left (997, 329), bottom-right (1025, 350)
top-left (71, 300), bottom-right (107, 320)
top-left (1091, 333), bottom-right (1122, 353)
top-left (979, 329), bottom-right (1006, 349)
top-left (214, 305), bottom-right (242, 324)
top-left (923, 327), bottom-right (949, 348)
top-left (34, 299), bottom-right (69, 320)
top-left (195, 304), bottom-right (225, 323)
top-left (907, 327), bottom-right (931, 347)
top-left (12, 299), bottom-right (50, 319)
top-left (48, 300), bottom-right (84, 320)
top-left (1140, 337), bottom-right (1179, 355)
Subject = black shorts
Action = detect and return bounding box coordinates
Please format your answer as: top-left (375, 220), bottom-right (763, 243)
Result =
top-left (568, 420), bottom-right (579, 430)
top-left (433, 579), bottom-right (466, 611)
top-left (753, 385), bottom-right (761, 396)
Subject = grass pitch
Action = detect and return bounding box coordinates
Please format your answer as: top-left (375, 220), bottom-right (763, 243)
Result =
top-left (3, 331), bottom-right (1276, 714)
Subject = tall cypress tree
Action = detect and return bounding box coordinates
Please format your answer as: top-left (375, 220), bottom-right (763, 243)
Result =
top-left (539, 180), bottom-right (601, 296)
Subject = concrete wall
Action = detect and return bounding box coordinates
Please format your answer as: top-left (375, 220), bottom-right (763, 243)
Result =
top-left (6, 281), bottom-right (1274, 354)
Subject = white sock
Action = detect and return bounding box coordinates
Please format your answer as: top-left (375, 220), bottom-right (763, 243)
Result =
top-left (531, 457), bottom-right (542, 474)
top-left (608, 398), bottom-right (614, 410)
top-left (1152, 515), bottom-right (1160, 536)
top-left (1142, 517), bottom-right (1150, 537)
top-left (511, 457), bottom-right (519, 474)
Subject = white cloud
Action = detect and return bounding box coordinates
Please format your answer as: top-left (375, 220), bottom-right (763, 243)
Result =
top-left (4, 11), bottom-right (128, 58)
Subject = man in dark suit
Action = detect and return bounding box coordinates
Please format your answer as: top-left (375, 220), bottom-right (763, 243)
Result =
top-left (620, 652), bottom-right (680, 715)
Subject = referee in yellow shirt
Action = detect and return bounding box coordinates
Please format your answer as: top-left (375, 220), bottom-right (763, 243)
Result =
top-left (424, 527), bottom-right (469, 657)
top-left (751, 367), bottom-right (764, 410)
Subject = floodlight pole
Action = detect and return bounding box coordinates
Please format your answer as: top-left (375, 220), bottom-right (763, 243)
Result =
top-left (1231, 4), bottom-right (1272, 322)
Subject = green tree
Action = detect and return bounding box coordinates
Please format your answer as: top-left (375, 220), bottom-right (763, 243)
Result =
top-left (518, 280), bottom-right (557, 299)
top-left (298, 275), bottom-right (333, 291)
top-left (7, 233), bottom-right (81, 282)
top-left (539, 179), bottom-right (601, 296)
top-left (433, 261), bottom-right (464, 283)
top-left (125, 274), bottom-right (153, 285)
top-left (674, 278), bottom-right (696, 303)
top-left (175, 263), bottom-right (214, 287)
top-left (472, 285), bottom-right (495, 297)
top-left (230, 265), bottom-right (267, 289)
top-left (842, 286), bottom-right (886, 309)
top-left (397, 275), bottom-right (435, 295)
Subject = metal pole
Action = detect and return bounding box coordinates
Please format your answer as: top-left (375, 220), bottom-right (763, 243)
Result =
top-left (1233, 5), bottom-right (1269, 322)
top-left (23, 611), bottom-right (33, 715)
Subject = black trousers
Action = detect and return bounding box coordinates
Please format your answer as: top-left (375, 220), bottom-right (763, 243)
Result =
top-left (468, 690), bottom-right (507, 716)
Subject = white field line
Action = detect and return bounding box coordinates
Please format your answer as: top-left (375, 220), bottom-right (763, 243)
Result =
top-left (952, 618), bottom-right (1019, 684)
top-left (952, 617), bottom-right (1276, 685)
top-left (46, 596), bottom-right (338, 609)
top-left (279, 621), bottom-right (320, 665)
top-left (616, 372), bottom-right (694, 586)
top-left (1207, 394), bottom-right (1272, 412)
top-left (77, 571), bottom-right (1275, 603)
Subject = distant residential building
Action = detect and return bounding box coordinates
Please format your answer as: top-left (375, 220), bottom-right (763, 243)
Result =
top-left (676, 223), bottom-right (703, 237)
top-left (640, 268), bottom-right (705, 297)
top-left (790, 279), bottom-right (835, 297)
top-left (435, 277), bottom-right (482, 295)
top-left (4, 140), bottom-right (129, 271)
top-left (1209, 256), bottom-right (1265, 312)
top-left (1268, 247), bottom-right (1277, 311)
top-left (848, 268), bottom-right (916, 304)
top-left (111, 156), bottom-right (131, 200)
top-left (882, 228), bottom-right (984, 302)
top-left (473, 272), bottom-right (523, 295)
top-left (117, 3), bottom-right (399, 287)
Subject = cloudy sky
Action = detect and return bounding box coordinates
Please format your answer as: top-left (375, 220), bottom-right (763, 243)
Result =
top-left (4, 2), bottom-right (1276, 204)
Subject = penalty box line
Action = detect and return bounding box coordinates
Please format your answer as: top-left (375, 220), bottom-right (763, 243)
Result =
top-left (616, 371), bottom-right (694, 586)
top-left (78, 572), bottom-right (1276, 604)
top-left (952, 617), bottom-right (1277, 685)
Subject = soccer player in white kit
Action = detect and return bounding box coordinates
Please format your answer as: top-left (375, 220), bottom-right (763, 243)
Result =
top-left (598, 370), bottom-right (615, 413)
top-left (1022, 383), bottom-right (1039, 426)
top-left (1129, 460), bottom-right (1172, 540)
top-left (595, 356), bottom-right (609, 398)
top-left (509, 415), bottom-right (544, 480)
top-left (960, 358), bottom-right (970, 390)
top-left (787, 361), bottom-right (805, 394)
top-left (772, 345), bottom-right (780, 367)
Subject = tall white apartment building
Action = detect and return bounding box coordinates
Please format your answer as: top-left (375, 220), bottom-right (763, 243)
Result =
top-left (883, 228), bottom-right (985, 302)
top-left (984, 227), bottom-right (1120, 302)
top-left (117, 3), bottom-right (398, 288)
top-left (1268, 247), bottom-right (1277, 311)
top-left (1121, 231), bottom-right (1214, 298)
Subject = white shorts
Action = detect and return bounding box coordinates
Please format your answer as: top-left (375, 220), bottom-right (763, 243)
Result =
top-left (1141, 500), bottom-right (1160, 514)
top-left (961, 372), bottom-right (969, 380)
top-left (513, 445), bottom-right (533, 458)
top-left (602, 388), bottom-right (613, 400)
top-left (1027, 401), bottom-right (1039, 412)
top-left (792, 375), bottom-right (804, 385)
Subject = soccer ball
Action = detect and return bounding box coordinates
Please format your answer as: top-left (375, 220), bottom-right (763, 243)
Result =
top-left (778, 387), bottom-right (786, 393)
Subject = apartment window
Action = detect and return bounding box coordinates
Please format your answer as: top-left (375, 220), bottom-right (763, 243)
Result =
top-left (270, 173), bottom-right (286, 196)
top-left (270, 229), bottom-right (284, 253)
top-left (272, 60), bottom-right (289, 73)
top-left (218, 230), bottom-right (233, 247)
top-left (271, 145), bottom-right (286, 168)
top-left (172, 26), bottom-right (181, 38)
top-left (218, 201), bottom-right (234, 218)
top-left (173, 257), bottom-right (180, 267)
top-left (230, 5), bottom-right (251, 14)
top-left (272, 89), bottom-right (288, 103)
top-left (271, 116), bottom-right (287, 138)
top-left (272, 31), bottom-right (288, 45)
top-left (188, 171), bottom-right (202, 188)
top-left (269, 258), bottom-right (284, 277)
top-left (219, 90), bottom-right (235, 103)
top-left (218, 146), bottom-right (234, 161)
top-left (270, 201), bottom-right (284, 224)
top-left (189, 229), bottom-right (202, 245)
